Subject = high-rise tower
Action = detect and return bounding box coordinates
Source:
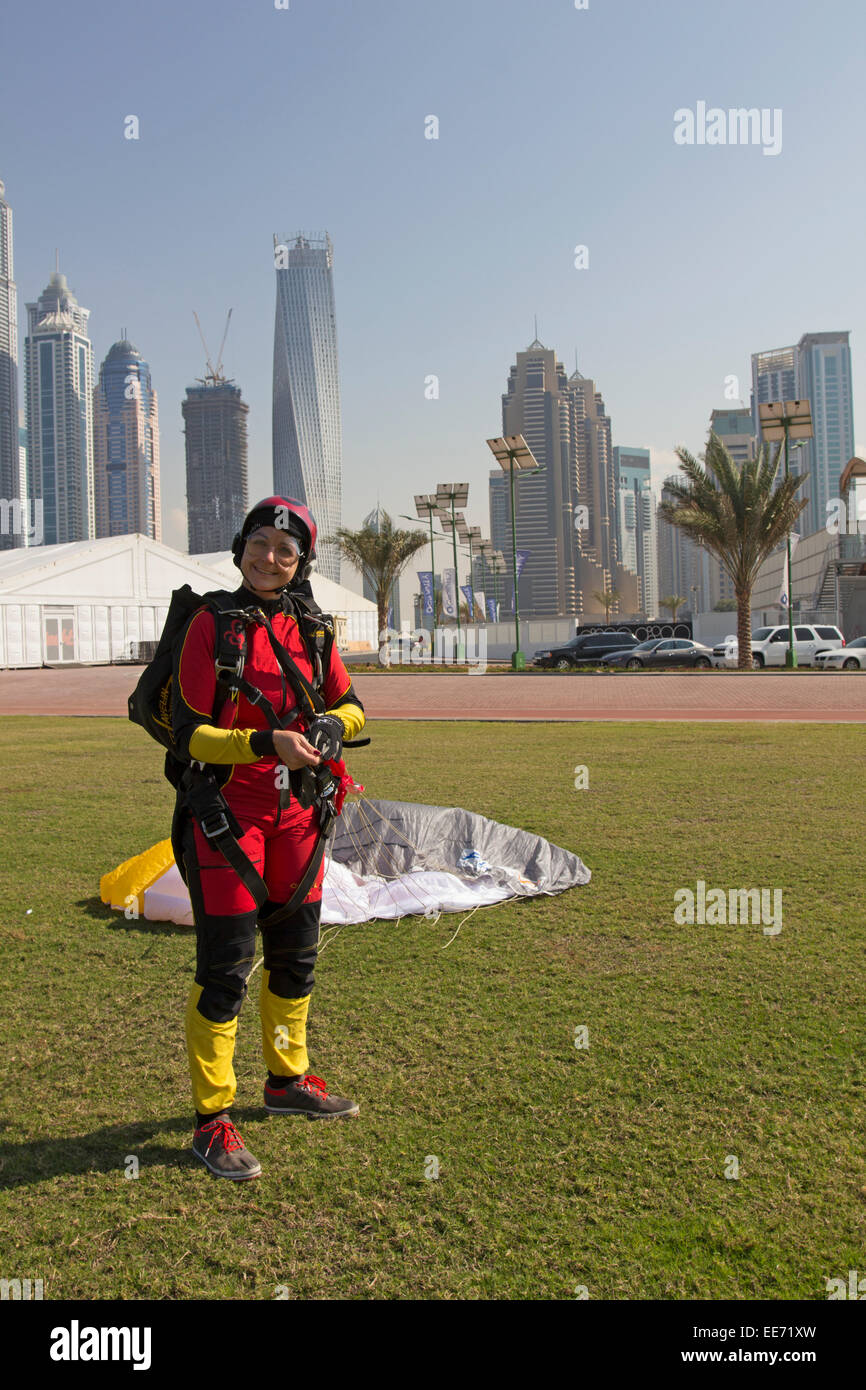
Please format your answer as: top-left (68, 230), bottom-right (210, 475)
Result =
top-left (656, 476), bottom-right (710, 615)
top-left (272, 232), bottom-right (342, 582)
top-left (182, 382), bottom-right (248, 555)
top-left (25, 269), bottom-right (95, 544)
top-left (94, 338), bottom-right (161, 540)
top-left (614, 446), bottom-right (658, 618)
top-left (796, 332), bottom-right (854, 537)
top-left (0, 180), bottom-right (21, 549)
top-left (751, 334), bottom-right (855, 537)
top-left (492, 340), bottom-right (638, 618)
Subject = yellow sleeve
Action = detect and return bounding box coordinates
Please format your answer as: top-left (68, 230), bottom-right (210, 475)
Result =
top-left (188, 724), bottom-right (261, 765)
top-left (326, 701), bottom-right (366, 741)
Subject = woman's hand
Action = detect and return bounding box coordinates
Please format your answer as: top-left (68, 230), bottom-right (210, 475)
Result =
top-left (272, 729), bottom-right (322, 770)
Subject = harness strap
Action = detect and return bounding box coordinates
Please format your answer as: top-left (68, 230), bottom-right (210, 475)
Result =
top-left (179, 765), bottom-right (270, 911)
top-left (256, 801), bottom-right (338, 929)
top-left (256, 611), bottom-right (326, 719)
top-left (181, 597), bottom-right (343, 920)
top-left (216, 672), bottom-right (297, 732)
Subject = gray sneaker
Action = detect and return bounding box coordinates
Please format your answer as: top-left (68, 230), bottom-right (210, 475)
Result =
top-left (264, 1074), bottom-right (359, 1118)
top-left (192, 1115), bottom-right (262, 1179)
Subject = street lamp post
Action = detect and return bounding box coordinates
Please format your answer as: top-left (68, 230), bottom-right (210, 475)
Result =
top-left (493, 551), bottom-right (506, 619)
top-left (486, 436), bottom-right (542, 670)
top-left (476, 539), bottom-right (495, 620)
top-left (452, 514), bottom-right (480, 621)
top-left (435, 483), bottom-right (469, 655)
top-left (466, 524), bottom-right (481, 619)
top-left (410, 495), bottom-right (440, 635)
top-left (757, 401), bottom-right (813, 669)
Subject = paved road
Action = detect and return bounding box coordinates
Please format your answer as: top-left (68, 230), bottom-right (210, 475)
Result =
top-left (1, 666), bottom-right (864, 720)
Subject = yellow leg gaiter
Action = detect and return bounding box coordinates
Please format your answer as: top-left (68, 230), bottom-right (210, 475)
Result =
top-left (260, 970), bottom-right (310, 1078)
top-left (186, 983), bottom-right (239, 1115)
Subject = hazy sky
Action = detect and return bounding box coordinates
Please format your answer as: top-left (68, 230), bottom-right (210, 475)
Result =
top-left (4, 0), bottom-right (864, 552)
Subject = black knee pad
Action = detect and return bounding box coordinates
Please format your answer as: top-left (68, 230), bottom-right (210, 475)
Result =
top-left (260, 901), bottom-right (320, 998)
top-left (183, 837), bottom-right (258, 1023)
top-left (193, 911), bottom-right (258, 1022)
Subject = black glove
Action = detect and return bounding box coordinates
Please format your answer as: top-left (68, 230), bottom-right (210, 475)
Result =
top-left (307, 714), bottom-right (344, 762)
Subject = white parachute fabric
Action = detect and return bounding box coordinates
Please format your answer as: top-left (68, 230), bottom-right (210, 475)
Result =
top-left (140, 797), bottom-right (591, 927)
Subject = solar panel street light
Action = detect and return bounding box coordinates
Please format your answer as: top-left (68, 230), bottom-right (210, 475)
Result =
top-left (435, 483), bottom-right (470, 650)
top-left (757, 400), bottom-right (813, 442)
top-left (485, 436), bottom-right (542, 668)
top-left (410, 495), bottom-right (442, 633)
top-left (757, 402), bottom-right (814, 666)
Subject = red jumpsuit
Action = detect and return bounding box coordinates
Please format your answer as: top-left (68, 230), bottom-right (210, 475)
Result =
top-left (171, 585), bottom-right (365, 1118)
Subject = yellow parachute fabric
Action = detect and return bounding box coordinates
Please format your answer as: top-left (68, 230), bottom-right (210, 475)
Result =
top-left (100, 840), bottom-right (176, 915)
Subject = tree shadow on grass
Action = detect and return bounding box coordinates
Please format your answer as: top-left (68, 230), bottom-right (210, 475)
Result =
top-left (0, 1108), bottom-right (271, 1188)
top-left (75, 897), bottom-right (194, 937)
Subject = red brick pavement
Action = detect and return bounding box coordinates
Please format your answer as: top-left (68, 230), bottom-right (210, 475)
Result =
top-left (1, 665), bottom-right (864, 720)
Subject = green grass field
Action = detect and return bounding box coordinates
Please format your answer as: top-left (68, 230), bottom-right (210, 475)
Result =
top-left (0, 717), bottom-right (864, 1300)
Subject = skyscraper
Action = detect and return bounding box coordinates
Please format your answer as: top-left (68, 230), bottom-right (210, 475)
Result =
top-left (704, 409), bottom-right (757, 608)
top-left (796, 332), bottom-right (854, 537)
top-left (94, 338), bottom-right (161, 540)
top-left (751, 335), bottom-right (855, 538)
top-left (569, 369), bottom-right (639, 616)
top-left (494, 340), bottom-right (577, 616)
top-left (710, 408), bottom-right (756, 465)
top-left (182, 377), bottom-right (249, 555)
top-left (272, 232), bottom-right (342, 582)
top-left (614, 446), bottom-right (658, 618)
top-left (751, 346), bottom-right (797, 424)
top-left (492, 340), bottom-right (638, 618)
top-left (656, 476), bottom-right (710, 615)
top-left (24, 269), bottom-right (95, 544)
top-left (0, 180), bottom-right (20, 550)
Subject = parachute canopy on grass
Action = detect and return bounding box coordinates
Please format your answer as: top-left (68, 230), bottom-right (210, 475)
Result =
top-left (101, 799), bottom-right (591, 927)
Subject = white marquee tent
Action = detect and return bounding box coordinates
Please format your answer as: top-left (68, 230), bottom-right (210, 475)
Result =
top-left (0, 534), bottom-right (377, 668)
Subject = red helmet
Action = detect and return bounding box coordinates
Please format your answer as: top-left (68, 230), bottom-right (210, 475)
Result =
top-left (232, 496), bottom-right (317, 580)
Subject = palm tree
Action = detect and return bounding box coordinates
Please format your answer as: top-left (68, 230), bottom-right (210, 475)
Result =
top-left (658, 432), bottom-right (808, 669)
top-left (330, 512), bottom-right (428, 639)
top-left (592, 588), bottom-right (620, 621)
top-left (658, 594), bottom-right (687, 621)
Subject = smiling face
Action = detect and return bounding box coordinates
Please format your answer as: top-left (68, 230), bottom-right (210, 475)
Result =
top-left (239, 524), bottom-right (301, 598)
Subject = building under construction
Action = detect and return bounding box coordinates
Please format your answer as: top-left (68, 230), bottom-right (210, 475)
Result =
top-left (182, 311), bottom-right (248, 554)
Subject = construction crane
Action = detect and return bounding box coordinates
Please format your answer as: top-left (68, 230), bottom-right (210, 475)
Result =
top-left (193, 308), bottom-right (234, 386)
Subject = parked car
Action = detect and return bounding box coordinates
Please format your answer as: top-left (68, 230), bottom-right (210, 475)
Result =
top-left (723, 624), bottom-right (845, 669)
top-left (602, 638), bottom-right (666, 667)
top-left (815, 636), bottom-right (866, 670)
top-left (532, 630), bottom-right (640, 669)
top-left (710, 635), bottom-right (737, 669)
top-left (606, 638), bottom-right (715, 669)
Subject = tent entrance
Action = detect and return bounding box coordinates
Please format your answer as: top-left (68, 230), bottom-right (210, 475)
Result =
top-left (44, 609), bottom-right (76, 662)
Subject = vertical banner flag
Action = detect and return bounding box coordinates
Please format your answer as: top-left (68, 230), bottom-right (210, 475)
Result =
top-left (510, 550), bottom-right (530, 612)
top-left (442, 568), bottom-right (457, 618)
top-left (475, 590), bottom-right (486, 620)
top-left (417, 571), bottom-right (434, 616)
top-left (460, 585), bottom-right (474, 615)
top-left (778, 534), bottom-right (800, 610)
top-left (486, 597), bottom-right (499, 621)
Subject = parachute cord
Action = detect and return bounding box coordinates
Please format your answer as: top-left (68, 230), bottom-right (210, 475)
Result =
top-left (439, 903), bottom-right (482, 950)
top-left (317, 923), bottom-right (345, 954)
top-left (324, 822), bottom-right (436, 922)
top-left (320, 847), bottom-right (371, 924)
top-left (346, 800), bottom-right (442, 917)
top-left (355, 795), bottom-right (438, 865)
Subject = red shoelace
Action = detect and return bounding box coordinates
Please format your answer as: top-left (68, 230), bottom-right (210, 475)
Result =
top-left (200, 1118), bottom-right (244, 1153)
top-left (299, 1074), bottom-right (328, 1097)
